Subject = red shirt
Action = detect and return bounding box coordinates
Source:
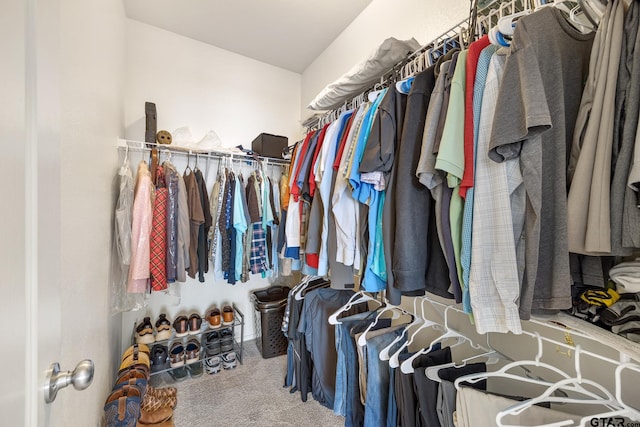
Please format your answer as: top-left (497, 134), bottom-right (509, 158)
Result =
top-left (308, 124), bottom-right (330, 197)
top-left (459, 35), bottom-right (490, 199)
top-left (333, 114), bottom-right (356, 170)
top-left (290, 131), bottom-right (314, 202)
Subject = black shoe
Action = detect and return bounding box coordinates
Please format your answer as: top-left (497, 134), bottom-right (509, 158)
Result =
top-left (168, 366), bottom-right (188, 382)
top-left (186, 361), bottom-right (204, 378)
top-left (204, 331), bottom-right (221, 357)
top-left (220, 328), bottom-right (233, 353)
top-left (150, 344), bottom-right (170, 373)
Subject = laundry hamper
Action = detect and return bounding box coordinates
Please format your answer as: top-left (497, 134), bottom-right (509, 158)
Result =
top-left (251, 286), bottom-right (291, 359)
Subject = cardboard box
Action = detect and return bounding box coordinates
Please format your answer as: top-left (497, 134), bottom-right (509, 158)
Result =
top-left (251, 133), bottom-right (288, 158)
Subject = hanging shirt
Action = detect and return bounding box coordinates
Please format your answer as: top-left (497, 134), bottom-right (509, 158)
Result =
top-left (114, 162), bottom-right (134, 303)
top-left (567, 0), bottom-right (624, 255)
top-left (309, 124), bottom-right (329, 197)
top-left (195, 169), bottom-right (212, 282)
top-left (208, 176), bottom-right (221, 261)
top-left (128, 161), bottom-right (154, 293)
top-left (218, 171), bottom-right (232, 277)
top-left (150, 166), bottom-right (168, 291)
top-left (115, 163), bottom-right (134, 268)
top-left (285, 143), bottom-right (306, 259)
top-left (163, 162), bottom-right (179, 283)
top-left (290, 132), bottom-right (313, 202)
top-left (436, 50), bottom-right (468, 299)
top-left (416, 59), bottom-right (455, 286)
top-left (233, 174), bottom-right (247, 282)
top-left (610, 0), bottom-right (640, 255)
top-left (318, 110), bottom-right (353, 276)
top-left (175, 169), bottom-right (190, 282)
top-left (393, 67), bottom-right (450, 298)
top-left (349, 89), bottom-right (387, 203)
top-left (184, 169), bottom-right (204, 279)
top-left (469, 51), bottom-right (523, 334)
top-left (227, 172), bottom-right (237, 284)
top-left (459, 35), bottom-right (491, 198)
top-left (211, 171), bottom-right (226, 280)
top-left (460, 44), bottom-right (499, 313)
top-left (332, 103), bottom-right (370, 266)
top-left (489, 6), bottom-right (595, 318)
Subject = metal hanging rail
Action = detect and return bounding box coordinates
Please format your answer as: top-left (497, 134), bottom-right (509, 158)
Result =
top-left (118, 138), bottom-right (291, 166)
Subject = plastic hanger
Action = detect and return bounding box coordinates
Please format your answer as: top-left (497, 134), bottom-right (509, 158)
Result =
top-left (496, 346), bottom-right (621, 427)
top-left (378, 297), bottom-right (421, 361)
top-left (388, 298), bottom-right (444, 369)
top-left (123, 145), bottom-right (130, 166)
top-left (357, 303), bottom-right (407, 347)
top-left (295, 276), bottom-right (330, 301)
top-left (328, 291), bottom-right (382, 325)
top-left (424, 333), bottom-right (508, 382)
top-left (454, 332), bottom-right (612, 404)
top-left (400, 305), bottom-right (484, 374)
top-left (454, 332), bottom-right (570, 390)
top-left (292, 276), bottom-right (313, 301)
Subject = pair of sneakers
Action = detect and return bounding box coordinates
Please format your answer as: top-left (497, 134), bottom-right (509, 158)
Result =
top-left (135, 314), bottom-right (173, 344)
top-left (203, 329), bottom-right (236, 374)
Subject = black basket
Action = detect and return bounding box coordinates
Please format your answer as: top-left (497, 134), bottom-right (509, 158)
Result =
top-left (251, 286), bottom-right (290, 359)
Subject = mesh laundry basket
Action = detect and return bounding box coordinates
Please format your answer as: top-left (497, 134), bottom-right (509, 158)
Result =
top-left (251, 286), bottom-right (290, 359)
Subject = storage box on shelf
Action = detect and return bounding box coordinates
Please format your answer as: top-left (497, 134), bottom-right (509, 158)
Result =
top-left (131, 303), bottom-right (244, 379)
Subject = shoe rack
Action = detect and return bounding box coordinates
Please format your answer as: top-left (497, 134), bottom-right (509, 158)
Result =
top-left (131, 303), bottom-right (245, 379)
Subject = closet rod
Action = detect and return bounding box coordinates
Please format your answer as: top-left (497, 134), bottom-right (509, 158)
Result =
top-left (118, 138), bottom-right (291, 166)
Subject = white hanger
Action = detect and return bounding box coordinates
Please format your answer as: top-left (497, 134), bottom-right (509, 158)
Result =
top-left (496, 346), bottom-right (621, 427)
top-left (123, 145), bottom-right (130, 166)
top-left (379, 297), bottom-right (421, 361)
top-left (328, 291), bottom-right (382, 325)
top-left (357, 303), bottom-right (406, 347)
top-left (574, 363), bottom-right (640, 425)
top-left (424, 333), bottom-right (506, 382)
top-left (294, 276), bottom-right (329, 301)
top-left (388, 298), bottom-right (444, 369)
top-left (293, 276), bottom-right (313, 301)
top-left (454, 332), bottom-right (571, 391)
top-left (400, 305), bottom-right (483, 374)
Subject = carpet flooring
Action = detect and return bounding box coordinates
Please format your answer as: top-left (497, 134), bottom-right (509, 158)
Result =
top-left (165, 341), bottom-right (344, 427)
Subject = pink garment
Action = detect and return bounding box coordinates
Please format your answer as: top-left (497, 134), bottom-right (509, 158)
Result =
top-left (127, 161), bottom-right (154, 293)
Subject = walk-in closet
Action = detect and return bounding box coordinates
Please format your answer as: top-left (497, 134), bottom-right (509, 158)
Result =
top-left (5, 0), bottom-right (640, 426)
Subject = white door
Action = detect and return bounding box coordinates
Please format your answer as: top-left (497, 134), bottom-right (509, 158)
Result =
top-left (5, 0), bottom-right (129, 423)
top-left (2, 0), bottom-right (63, 425)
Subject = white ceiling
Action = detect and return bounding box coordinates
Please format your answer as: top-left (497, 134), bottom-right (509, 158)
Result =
top-left (123, 0), bottom-right (373, 73)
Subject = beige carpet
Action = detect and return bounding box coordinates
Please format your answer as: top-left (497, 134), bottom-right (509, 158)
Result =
top-left (166, 341), bottom-right (344, 427)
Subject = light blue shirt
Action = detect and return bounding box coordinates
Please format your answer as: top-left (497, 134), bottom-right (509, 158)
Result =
top-left (461, 44), bottom-right (498, 313)
top-left (233, 176), bottom-right (248, 282)
top-left (349, 88), bottom-right (387, 204)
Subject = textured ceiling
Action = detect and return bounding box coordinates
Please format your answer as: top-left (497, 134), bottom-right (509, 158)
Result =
top-left (124, 0), bottom-right (374, 73)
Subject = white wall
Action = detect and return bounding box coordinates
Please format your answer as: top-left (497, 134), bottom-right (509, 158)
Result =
top-left (58, 0), bottom-right (126, 424)
top-left (125, 19), bottom-right (303, 146)
top-left (122, 19), bottom-right (302, 349)
top-left (301, 0), bottom-right (469, 119)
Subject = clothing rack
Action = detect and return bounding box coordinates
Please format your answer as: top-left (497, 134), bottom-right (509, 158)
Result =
top-left (118, 138), bottom-right (291, 166)
top-left (308, 0), bottom-right (529, 130)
